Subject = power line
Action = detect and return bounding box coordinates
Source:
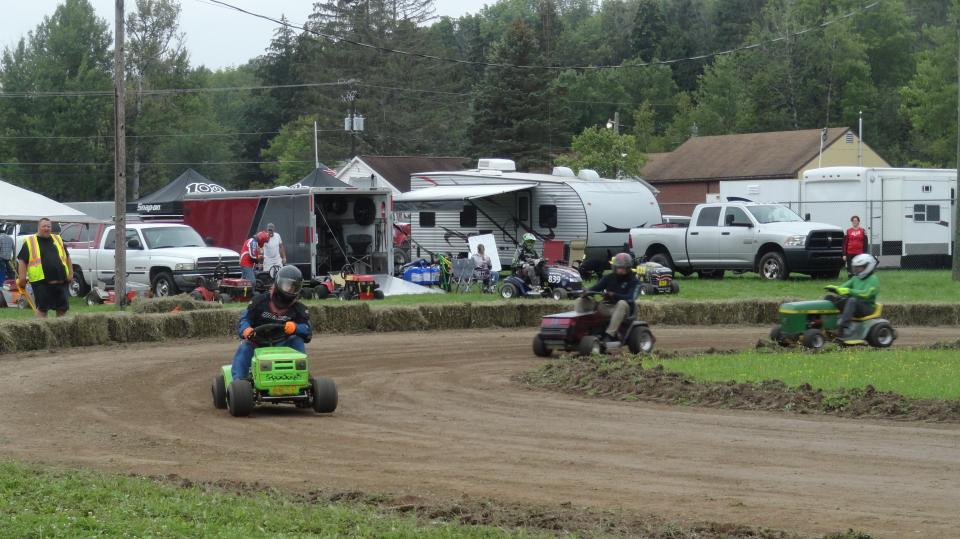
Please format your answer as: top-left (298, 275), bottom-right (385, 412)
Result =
top-left (0, 129), bottom-right (351, 141)
top-left (0, 160), bottom-right (314, 166)
top-left (202, 0), bottom-right (883, 71)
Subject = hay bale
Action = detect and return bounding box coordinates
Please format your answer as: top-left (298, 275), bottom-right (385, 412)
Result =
top-left (130, 295), bottom-right (222, 314)
top-left (373, 307), bottom-right (426, 332)
top-left (517, 301), bottom-right (570, 327)
top-left (469, 302), bottom-right (521, 328)
top-left (159, 313), bottom-right (194, 339)
top-left (43, 317), bottom-right (76, 349)
top-left (2, 320), bottom-right (57, 351)
top-left (313, 303), bottom-right (373, 333)
top-left (0, 326), bottom-right (19, 354)
top-left (186, 309), bottom-right (238, 337)
top-left (73, 314), bottom-right (112, 347)
top-left (888, 303), bottom-right (960, 327)
top-left (417, 304), bottom-right (473, 330)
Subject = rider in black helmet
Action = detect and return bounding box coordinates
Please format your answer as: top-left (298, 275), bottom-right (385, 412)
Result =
top-left (231, 265), bottom-right (312, 380)
top-left (576, 253), bottom-right (639, 343)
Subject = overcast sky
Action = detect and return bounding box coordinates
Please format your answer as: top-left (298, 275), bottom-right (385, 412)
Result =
top-left (2, 0), bottom-right (491, 69)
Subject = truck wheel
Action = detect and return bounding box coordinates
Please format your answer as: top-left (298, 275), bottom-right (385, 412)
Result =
top-left (866, 322), bottom-right (895, 348)
top-left (211, 375), bottom-right (227, 409)
top-left (649, 253), bottom-right (672, 270)
top-left (227, 379), bottom-right (254, 417)
top-left (152, 271), bottom-right (178, 297)
top-left (310, 377), bottom-right (338, 414)
top-left (70, 268), bottom-right (90, 297)
top-left (578, 335), bottom-right (601, 357)
top-left (627, 327), bottom-right (655, 354)
top-left (500, 282), bottom-right (519, 299)
top-left (801, 329), bottom-right (825, 350)
top-left (532, 334), bottom-right (551, 357)
top-left (669, 280), bottom-right (680, 294)
top-left (759, 252), bottom-right (788, 280)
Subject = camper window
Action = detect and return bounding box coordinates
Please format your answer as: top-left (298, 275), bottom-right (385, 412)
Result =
top-left (518, 195), bottom-right (530, 222)
top-left (914, 204), bottom-right (940, 222)
top-left (539, 205), bottom-right (558, 228)
top-left (420, 212), bottom-right (436, 228)
top-left (696, 207), bottom-right (721, 227)
top-left (460, 205), bottom-right (477, 227)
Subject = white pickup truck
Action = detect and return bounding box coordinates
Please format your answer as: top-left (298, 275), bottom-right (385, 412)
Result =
top-left (64, 222), bottom-right (241, 296)
top-left (629, 202), bottom-right (845, 280)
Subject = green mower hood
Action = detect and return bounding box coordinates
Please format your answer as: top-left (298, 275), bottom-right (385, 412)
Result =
top-left (779, 299), bottom-right (839, 315)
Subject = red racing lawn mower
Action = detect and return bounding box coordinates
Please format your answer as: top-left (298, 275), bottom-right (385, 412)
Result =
top-left (190, 264), bottom-right (255, 304)
top-left (533, 291), bottom-right (655, 357)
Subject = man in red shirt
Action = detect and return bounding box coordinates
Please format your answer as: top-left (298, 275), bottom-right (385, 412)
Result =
top-left (843, 215), bottom-right (867, 276)
top-left (239, 231), bottom-right (269, 282)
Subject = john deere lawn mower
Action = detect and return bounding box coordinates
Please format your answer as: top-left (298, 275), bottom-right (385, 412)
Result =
top-left (769, 289), bottom-right (897, 350)
top-left (211, 323), bottom-right (338, 417)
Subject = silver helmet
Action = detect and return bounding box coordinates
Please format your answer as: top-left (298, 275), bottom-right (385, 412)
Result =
top-left (851, 253), bottom-right (877, 279)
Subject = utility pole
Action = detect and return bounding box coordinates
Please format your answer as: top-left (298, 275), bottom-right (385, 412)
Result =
top-left (313, 120), bottom-right (320, 170)
top-left (113, 0), bottom-right (127, 308)
top-left (953, 22), bottom-right (960, 280)
top-left (342, 81), bottom-right (363, 158)
top-left (606, 111), bottom-right (620, 135)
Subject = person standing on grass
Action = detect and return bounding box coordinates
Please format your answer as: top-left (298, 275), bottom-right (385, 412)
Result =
top-left (262, 223), bottom-right (286, 275)
top-left (0, 227), bottom-right (14, 283)
top-left (843, 215), bottom-right (867, 276)
top-left (239, 231), bottom-right (269, 283)
top-left (15, 218), bottom-right (72, 318)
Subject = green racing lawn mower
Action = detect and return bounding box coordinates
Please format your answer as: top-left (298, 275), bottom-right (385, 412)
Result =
top-left (211, 323), bottom-right (338, 417)
top-left (769, 286), bottom-right (897, 350)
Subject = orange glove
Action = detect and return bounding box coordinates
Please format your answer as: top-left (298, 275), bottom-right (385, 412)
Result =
top-left (242, 327), bottom-right (255, 340)
top-left (284, 321), bottom-right (297, 335)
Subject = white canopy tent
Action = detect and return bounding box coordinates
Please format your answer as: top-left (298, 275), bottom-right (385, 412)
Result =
top-left (0, 178), bottom-right (103, 224)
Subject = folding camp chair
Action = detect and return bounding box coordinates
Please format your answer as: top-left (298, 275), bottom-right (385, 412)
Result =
top-left (448, 257), bottom-right (478, 293)
top-left (568, 240), bottom-right (586, 269)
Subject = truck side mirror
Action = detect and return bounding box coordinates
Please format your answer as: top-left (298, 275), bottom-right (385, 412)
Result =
top-left (804, 213), bottom-right (811, 222)
top-left (205, 236), bottom-right (215, 246)
top-left (725, 214), bottom-right (735, 226)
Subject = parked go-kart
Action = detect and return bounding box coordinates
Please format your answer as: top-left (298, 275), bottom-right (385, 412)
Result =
top-left (532, 291), bottom-right (655, 357)
top-left (191, 264), bottom-right (254, 304)
top-left (211, 323), bottom-right (338, 417)
top-left (770, 287), bottom-right (897, 350)
top-left (500, 259), bottom-right (583, 300)
top-left (635, 261), bottom-right (679, 295)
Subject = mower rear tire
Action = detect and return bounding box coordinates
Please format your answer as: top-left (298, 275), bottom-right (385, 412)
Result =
top-left (218, 294), bottom-right (232, 304)
top-left (499, 282), bottom-right (519, 299)
top-left (578, 336), bottom-right (601, 357)
top-left (211, 375), bottom-right (227, 409)
top-left (627, 327), bottom-right (655, 354)
top-left (310, 377), bottom-right (338, 414)
top-left (669, 280), bottom-right (680, 294)
top-left (374, 290), bottom-right (385, 300)
top-left (801, 329), bottom-right (825, 350)
top-left (551, 288), bottom-right (567, 301)
top-left (866, 322), bottom-right (896, 348)
top-left (532, 334), bottom-right (551, 357)
top-left (227, 380), bottom-right (254, 417)
top-left (85, 291), bottom-right (103, 306)
top-left (315, 285), bottom-right (330, 299)
top-left (16, 297), bottom-right (28, 309)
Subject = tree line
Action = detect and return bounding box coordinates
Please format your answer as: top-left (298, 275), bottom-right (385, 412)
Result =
top-left (0, 0), bottom-right (957, 200)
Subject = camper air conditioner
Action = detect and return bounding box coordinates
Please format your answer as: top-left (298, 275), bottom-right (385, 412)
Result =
top-left (577, 169), bottom-right (600, 181)
top-left (477, 158), bottom-right (517, 172)
top-left (552, 166), bottom-right (575, 177)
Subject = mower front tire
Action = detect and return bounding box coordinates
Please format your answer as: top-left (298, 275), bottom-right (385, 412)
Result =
top-left (551, 288), bottom-right (567, 301)
top-left (627, 327), bottom-right (655, 354)
top-left (211, 375), bottom-right (227, 409)
top-left (801, 328), bottom-right (825, 350)
top-left (769, 326), bottom-right (790, 347)
top-left (532, 334), bottom-right (551, 357)
top-left (310, 377), bottom-right (338, 414)
top-left (638, 284), bottom-right (655, 296)
top-left (85, 291), bottom-right (103, 306)
top-left (499, 282), bottom-right (519, 299)
top-left (866, 322), bottom-right (896, 348)
top-left (218, 294), bottom-right (232, 304)
top-left (578, 335), bottom-right (601, 357)
top-left (190, 290), bottom-right (204, 302)
top-left (227, 379), bottom-right (254, 417)
top-left (374, 290), bottom-right (385, 300)
top-left (315, 286), bottom-right (330, 300)
top-left (669, 281), bottom-right (679, 294)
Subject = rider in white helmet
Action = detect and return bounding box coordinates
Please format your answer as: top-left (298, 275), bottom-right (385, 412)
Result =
top-left (512, 233), bottom-right (541, 289)
top-left (825, 253), bottom-right (880, 337)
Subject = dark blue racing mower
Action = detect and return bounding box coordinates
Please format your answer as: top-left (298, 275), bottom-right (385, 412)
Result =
top-left (499, 259), bottom-right (583, 301)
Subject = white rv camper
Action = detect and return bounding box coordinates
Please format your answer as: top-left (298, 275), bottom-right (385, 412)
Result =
top-left (719, 167), bottom-right (957, 268)
top-left (394, 159), bottom-right (662, 267)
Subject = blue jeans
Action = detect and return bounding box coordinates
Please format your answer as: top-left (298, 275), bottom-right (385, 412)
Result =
top-left (241, 266), bottom-right (256, 283)
top-left (231, 335), bottom-right (305, 380)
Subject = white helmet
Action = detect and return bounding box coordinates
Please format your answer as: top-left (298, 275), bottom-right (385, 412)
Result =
top-left (851, 253), bottom-right (877, 279)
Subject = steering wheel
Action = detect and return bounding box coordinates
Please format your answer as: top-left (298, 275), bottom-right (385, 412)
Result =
top-left (212, 263), bottom-right (228, 281)
top-left (249, 323), bottom-right (288, 347)
top-left (340, 263), bottom-right (355, 280)
top-left (268, 265), bottom-right (281, 279)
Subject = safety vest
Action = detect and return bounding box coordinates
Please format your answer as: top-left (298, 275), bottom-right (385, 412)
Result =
top-left (25, 234), bottom-right (69, 283)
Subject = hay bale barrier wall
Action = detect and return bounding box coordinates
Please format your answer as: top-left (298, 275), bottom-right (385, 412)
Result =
top-left (0, 298), bottom-right (957, 354)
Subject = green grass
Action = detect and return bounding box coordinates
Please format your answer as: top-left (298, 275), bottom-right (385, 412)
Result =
top-left (651, 347), bottom-right (960, 400)
top-left (0, 461), bottom-right (546, 538)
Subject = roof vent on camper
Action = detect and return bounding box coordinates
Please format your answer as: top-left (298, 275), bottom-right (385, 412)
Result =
top-left (552, 166), bottom-right (575, 177)
top-left (477, 158), bottom-right (517, 172)
top-left (577, 169), bottom-right (600, 181)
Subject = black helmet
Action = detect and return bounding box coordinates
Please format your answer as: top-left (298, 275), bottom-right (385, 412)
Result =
top-left (271, 265), bottom-right (303, 308)
top-left (611, 252), bottom-right (633, 271)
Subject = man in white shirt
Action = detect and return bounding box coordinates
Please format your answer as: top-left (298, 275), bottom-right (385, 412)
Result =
top-left (262, 222), bottom-right (286, 274)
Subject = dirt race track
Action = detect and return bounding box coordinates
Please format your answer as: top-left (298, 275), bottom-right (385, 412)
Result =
top-left (1, 326), bottom-right (959, 537)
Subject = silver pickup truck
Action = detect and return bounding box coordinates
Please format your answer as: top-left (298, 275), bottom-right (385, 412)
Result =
top-left (628, 202), bottom-right (845, 280)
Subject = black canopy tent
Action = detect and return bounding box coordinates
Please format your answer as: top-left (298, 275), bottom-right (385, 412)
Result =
top-left (128, 169), bottom-right (227, 216)
top-left (290, 165), bottom-right (350, 189)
